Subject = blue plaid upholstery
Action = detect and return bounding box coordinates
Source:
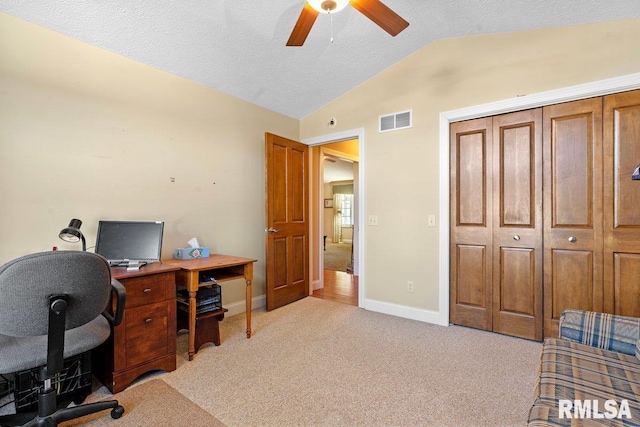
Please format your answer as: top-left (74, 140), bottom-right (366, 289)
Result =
top-left (559, 310), bottom-right (639, 356)
top-left (528, 311), bottom-right (640, 426)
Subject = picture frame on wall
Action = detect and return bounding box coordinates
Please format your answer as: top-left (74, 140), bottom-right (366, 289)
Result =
top-left (324, 199), bottom-right (333, 208)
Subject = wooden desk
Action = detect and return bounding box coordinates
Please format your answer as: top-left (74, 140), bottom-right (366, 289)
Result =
top-left (164, 255), bottom-right (257, 360)
top-left (95, 262), bottom-right (180, 393)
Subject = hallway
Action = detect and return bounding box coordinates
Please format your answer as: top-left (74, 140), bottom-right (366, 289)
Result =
top-left (312, 270), bottom-right (358, 306)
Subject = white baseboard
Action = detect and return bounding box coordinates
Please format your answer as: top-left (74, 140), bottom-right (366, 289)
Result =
top-left (364, 298), bottom-right (449, 327)
top-left (224, 295), bottom-right (448, 327)
top-left (224, 295), bottom-right (266, 317)
top-left (312, 279), bottom-right (322, 291)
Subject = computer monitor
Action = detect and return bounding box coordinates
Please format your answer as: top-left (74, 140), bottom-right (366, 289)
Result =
top-left (95, 220), bottom-right (164, 271)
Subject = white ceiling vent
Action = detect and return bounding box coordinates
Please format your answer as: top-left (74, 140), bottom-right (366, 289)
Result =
top-left (379, 110), bottom-right (412, 133)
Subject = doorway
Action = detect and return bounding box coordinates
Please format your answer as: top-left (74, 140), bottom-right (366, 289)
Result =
top-left (304, 128), bottom-right (365, 308)
top-left (316, 146), bottom-right (358, 306)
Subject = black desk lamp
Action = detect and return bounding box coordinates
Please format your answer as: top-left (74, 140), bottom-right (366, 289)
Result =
top-left (59, 218), bottom-right (86, 251)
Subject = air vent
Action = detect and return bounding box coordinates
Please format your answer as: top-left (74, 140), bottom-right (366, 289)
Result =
top-left (379, 110), bottom-right (412, 133)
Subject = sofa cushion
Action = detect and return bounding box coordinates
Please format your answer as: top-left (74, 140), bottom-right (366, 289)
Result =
top-left (560, 310), bottom-right (639, 356)
top-left (529, 338), bottom-right (640, 426)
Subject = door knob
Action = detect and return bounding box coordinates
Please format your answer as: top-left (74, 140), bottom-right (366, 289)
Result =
top-left (568, 236), bottom-right (577, 243)
top-left (513, 235), bottom-right (520, 241)
top-left (267, 227), bottom-right (280, 233)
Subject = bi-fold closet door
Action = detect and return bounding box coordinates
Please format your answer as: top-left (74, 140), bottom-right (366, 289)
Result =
top-left (450, 90), bottom-right (640, 341)
top-left (542, 98), bottom-right (603, 338)
top-left (602, 90), bottom-right (640, 321)
top-left (449, 109), bottom-right (543, 341)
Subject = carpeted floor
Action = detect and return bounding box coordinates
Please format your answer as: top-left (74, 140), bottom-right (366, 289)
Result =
top-left (62, 379), bottom-right (225, 426)
top-left (120, 298), bottom-right (541, 426)
top-left (7, 297), bottom-right (542, 426)
top-left (323, 242), bottom-right (352, 272)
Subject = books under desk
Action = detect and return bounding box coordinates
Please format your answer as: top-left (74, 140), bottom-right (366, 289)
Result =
top-left (176, 283), bottom-right (222, 315)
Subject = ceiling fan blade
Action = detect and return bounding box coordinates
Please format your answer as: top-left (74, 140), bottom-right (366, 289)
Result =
top-left (287, 3), bottom-right (320, 46)
top-left (350, 0), bottom-right (409, 37)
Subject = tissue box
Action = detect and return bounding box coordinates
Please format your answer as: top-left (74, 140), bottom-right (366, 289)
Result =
top-left (173, 247), bottom-right (210, 259)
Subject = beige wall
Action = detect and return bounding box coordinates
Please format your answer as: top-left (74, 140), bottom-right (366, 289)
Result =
top-left (3, 11), bottom-right (640, 319)
top-left (0, 13), bottom-right (299, 306)
top-left (301, 20), bottom-right (640, 314)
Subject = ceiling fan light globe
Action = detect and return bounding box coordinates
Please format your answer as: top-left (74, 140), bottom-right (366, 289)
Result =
top-left (307, 0), bottom-right (350, 14)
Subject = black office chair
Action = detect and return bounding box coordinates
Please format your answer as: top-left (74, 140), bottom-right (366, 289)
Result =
top-left (0, 251), bottom-right (126, 426)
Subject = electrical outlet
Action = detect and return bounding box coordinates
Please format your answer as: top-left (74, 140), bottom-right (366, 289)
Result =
top-left (368, 215), bottom-right (379, 226)
top-left (407, 280), bottom-right (414, 293)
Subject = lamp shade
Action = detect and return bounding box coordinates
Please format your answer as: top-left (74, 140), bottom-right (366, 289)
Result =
top-left (307, 0), bottom-right (350, 14)
top-left (59, 219), bottom-right (83, 242)
top-left (59, 218), bottom-right (86, 251)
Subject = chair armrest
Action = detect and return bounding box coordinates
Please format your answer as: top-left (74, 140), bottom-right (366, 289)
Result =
top-left (102, 278), bottom-right (126, 327)
top-left (559, 309), bottom-right (639, 355)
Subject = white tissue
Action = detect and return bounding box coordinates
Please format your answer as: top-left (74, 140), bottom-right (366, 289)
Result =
top-left (188, 237), bottom-right (200, 248)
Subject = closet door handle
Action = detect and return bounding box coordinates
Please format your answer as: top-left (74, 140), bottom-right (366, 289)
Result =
top-left (568, 236), bottom-right (577, 243)
top-left (513, 235), bottom-right (520, 241)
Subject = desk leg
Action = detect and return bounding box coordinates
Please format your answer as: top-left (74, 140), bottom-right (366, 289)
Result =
top-left (188, 289), bottom-right (197, 361)
top-left (245, 263), bottom-right (253, 338)
top-left (245, 279), bottom-right (252, 338)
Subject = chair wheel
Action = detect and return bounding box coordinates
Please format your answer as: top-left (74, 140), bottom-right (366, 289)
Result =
top-left (111, 405), bottom-right (125, 419)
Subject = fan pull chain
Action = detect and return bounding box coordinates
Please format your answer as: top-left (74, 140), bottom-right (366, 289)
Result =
top-left (329, 10), bottom-right (334, 43)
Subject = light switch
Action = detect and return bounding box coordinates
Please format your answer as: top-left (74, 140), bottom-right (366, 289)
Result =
top-left (428, 215), bottom-right (436, 227)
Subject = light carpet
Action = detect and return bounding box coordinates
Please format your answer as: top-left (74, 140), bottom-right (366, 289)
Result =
top-left (62, 296), bottom-right (541, 426)
top-left (148, 297), bottom-right (539, 426)
top-left (62, 379), bottom-right (225, 426)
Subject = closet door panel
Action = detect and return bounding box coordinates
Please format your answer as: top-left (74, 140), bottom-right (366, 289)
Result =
top-left (455, 244), bottom-right (487, 308)
top-left (550, 249), bottom-right (594, 319)
top-left (492, 109), bottom-right (543, 340)
top-left (543, 98), bottom-right (603, 338)
top-left (604, 89), bottom-right (640, 316)
top-left (450, 118), bottom-right (493, 331)
top-left (613, 253), bottom-right (640, 317)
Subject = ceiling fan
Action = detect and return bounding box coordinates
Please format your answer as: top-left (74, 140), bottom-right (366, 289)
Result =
top-left (287, 0), bottom-right (409, 47)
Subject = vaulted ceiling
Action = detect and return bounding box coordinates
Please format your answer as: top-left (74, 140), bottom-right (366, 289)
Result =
top-left (1, 1), bottom-right (639, 119)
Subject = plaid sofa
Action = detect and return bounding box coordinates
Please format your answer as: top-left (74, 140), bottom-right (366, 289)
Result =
top-left (527, 310), bottom-right (640, 426)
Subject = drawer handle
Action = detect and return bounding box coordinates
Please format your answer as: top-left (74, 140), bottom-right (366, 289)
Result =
top-left (513, 235), bottom-right (520, 241)
top-left (143, 288), bottom-right (152, 294)
top-left (144, 318), bottom-right (153, 324)
top-left (568, 236), bottom-right (577, 243)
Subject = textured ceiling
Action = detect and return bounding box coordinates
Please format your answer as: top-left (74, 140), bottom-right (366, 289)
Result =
top-left (1, 1), bottom-right (640, 119)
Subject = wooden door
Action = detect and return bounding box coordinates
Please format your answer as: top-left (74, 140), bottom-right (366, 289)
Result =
top-left (543, 98), bottom-right (603, 338)
top-left (265, 133), bottom-right (309, 311)
top-left (450, 118), bottom-right (494, 331)
top-left (491, 109), bottom-right (543, 340)
top-left (603, 89), bottom-right (640, 318)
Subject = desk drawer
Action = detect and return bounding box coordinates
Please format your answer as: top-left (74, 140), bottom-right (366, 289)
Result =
top-left (124, 301), bottom-right (173, 368)
top-left (120, 272), bottom-right (174, 308)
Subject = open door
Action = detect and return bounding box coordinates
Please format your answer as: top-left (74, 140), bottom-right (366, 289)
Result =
top-left (265, 133), bottom-right (309, 310)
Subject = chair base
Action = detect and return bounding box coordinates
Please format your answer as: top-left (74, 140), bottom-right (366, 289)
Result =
top-left (0, 399), bottom-right (124, 426)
